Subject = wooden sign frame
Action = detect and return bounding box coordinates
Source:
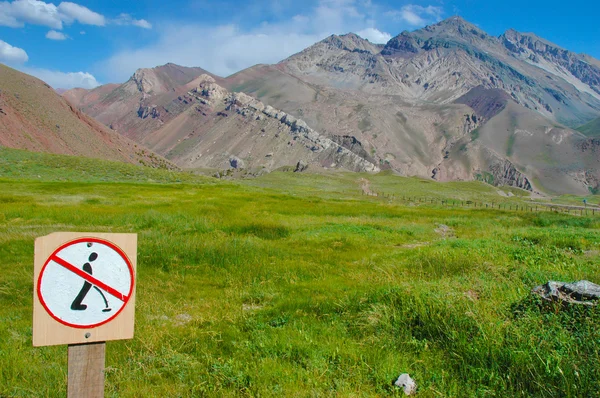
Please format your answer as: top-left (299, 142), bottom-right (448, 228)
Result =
top-left (33, 232), bottom-right (137, 347)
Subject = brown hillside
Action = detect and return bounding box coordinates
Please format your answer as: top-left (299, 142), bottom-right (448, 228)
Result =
top-left (0, 64), bottom-right (171, 168)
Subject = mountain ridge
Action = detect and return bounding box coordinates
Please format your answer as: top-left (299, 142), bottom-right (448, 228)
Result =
top-left (61, 16), bottom-right (600, 194)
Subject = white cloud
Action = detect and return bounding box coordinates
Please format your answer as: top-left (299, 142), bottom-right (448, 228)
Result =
top-left (113, 13), bottom-right (151, 29)
top-left (388, 5), bottom-right (443, 27)
top-left (21, 66), bottom-right (100, 88)
top-left (57, 1), bottom-right (104, 26)
top-left (357, 28), bottom-right (391, 43)
top-left (0, 0), bottom-right (105, 29)
top-left (132, 19), bottom-right (151, 29)
top-left (79, 30), bottom-right (84, 34)
top-left (2, 0), bottom-right (62, 29)
top-left (0, 2), bottom-right (23, 26)
top-left (0, 39), bottom-right (28, 63)
top-left (101, 0), bottom-right (398, 82)
top-left (45, 29), bottom-right (67, 40)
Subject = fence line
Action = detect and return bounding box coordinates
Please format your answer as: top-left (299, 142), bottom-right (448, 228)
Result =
top-left (360, 190), bottom-right (598, 216)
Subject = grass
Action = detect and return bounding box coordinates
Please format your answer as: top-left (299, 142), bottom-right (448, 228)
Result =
top-left (577, 116), bottom-right (600, 138)
top-left (0, 147), bottom-right (208, 184)
top-left (506, 133), bottom-right (516, 157)
top-left (1, 149), bottom-right (600, 396)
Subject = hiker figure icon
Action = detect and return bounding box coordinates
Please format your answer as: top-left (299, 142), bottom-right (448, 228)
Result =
top-left (70, 252), bottom-right (112, 313)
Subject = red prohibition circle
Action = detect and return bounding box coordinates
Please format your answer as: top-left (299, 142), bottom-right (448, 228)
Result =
top-left (37, 237), bottom-right (135, 329)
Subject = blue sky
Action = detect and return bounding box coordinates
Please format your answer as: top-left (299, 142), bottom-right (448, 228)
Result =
top-left (0, 0), bottom-right (598, 88)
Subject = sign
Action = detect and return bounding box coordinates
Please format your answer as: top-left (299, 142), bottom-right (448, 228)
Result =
top-left (33, 232), bottom-right (137, 347)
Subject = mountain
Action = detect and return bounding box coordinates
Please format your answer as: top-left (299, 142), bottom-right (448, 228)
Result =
top-left (135, 75), bottom-right (378, 173)
top-left (63, 17), bottom-right (600, 194)
top-left (0, 64), bottom-right (171, 168)
top-left (281, 17), bottom-right (600, 126)
top-left (63, 63), bottom-right (218, 142)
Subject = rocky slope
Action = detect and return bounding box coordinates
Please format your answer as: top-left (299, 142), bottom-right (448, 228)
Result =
top-left (140, 75), bottom-right (379, 173)
top-left (63, 63), bottom-right (216, 142)
top-left (501, 29), bottom-right (600, 96)
top-left (281, 17), bottom-right (600, 127)
top-left (0, 64), bottom-right (171, 168)
top-left (228, 17), bottom-right (600, 193)
top-left (63, 16), bottom-right (600, 194)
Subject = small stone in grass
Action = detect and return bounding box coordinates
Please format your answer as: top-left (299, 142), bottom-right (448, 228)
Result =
top-left (393, 373), bottom-right (417, 395)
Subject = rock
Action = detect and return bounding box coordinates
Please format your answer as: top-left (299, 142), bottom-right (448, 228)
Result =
top-left (435, 224), bottom-right (455, 238)
top-left (292, 119), bottom-right (309, 132)
top-left (265, 152), bottom-right (273, 158)
top-left (229, 156), bottom-right (245, 169)
top-left (195, 74), bottom-right (216, 85)
top-left (231, 95), bottom-right (379, 173)
top-left (331, 135), bottom-right (374, 163)
top-left (263, 105), bottom-right (278, 118)
top-left (294, 160), bottom-right (308, 173)
top-left (132, 69), bottom-right (156, 94)
top-left (532, 280), bottom-right (600, 306)
top-left (393, 373), bottom-right (417, 395)
top-left (194, 75), bottom-right (228, 103)
top-left (282, 114), bottom-right (297, 127)
top-left (486, 158), bottom-right (532, 191)
top-left (137, 104), bottom-right (160, 119)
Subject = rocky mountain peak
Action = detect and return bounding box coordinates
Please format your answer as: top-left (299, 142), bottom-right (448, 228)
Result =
top-left (132, 68), bottom-right (157, 94)
top-left (415, 16), bottom-right (493, 45)
top-left (382, 17), bottom-right (494, 57)
top-left (131, 64), bottom-right (212, 95)
top-left (281, 31), bottom-right (383, 78)
top-left (381, 30), bottom-right (422, 57)
top-left (426, 16), bottom-right (486, 36)
top-left (318, 32), bottom-right (381, 54)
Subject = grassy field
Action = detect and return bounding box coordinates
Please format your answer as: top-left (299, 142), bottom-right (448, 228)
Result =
top-left (1, 148), bottom-right (600, 397)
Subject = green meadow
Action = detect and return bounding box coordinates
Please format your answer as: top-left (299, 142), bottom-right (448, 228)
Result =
top-left (1, 148), bottom-right (599, 397)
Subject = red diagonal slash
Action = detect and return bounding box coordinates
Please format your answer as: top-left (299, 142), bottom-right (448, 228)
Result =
top-left (51, 255), bottom-right (129, 302)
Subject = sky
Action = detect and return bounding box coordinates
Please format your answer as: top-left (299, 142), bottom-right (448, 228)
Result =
top-left (0, 0), bottom-right (598, 89)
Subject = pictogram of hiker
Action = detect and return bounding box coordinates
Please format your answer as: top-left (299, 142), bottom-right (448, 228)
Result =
top-left (70, 252), bottom-right (112, 313)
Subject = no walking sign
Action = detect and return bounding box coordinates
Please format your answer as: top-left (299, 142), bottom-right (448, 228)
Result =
top-left (33, 232), bottom-right (137, 347)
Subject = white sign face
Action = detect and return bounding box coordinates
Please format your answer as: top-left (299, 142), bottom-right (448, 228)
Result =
top-left (37, 238), bottom-right (134, 329)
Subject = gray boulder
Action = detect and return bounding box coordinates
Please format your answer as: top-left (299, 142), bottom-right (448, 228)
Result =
top-left (294, 160), bottom-right (308, 173)
top-left (229, 156), bottom-right (245, 169)
top-left (532, 280), bottom-right (600, 306)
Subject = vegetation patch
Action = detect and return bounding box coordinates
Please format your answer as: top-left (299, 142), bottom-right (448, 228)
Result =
top-left (1, 151), bottom-right (599, 396)
top-left (358, 118), bottom-right (372, 132)
top-left (506, 133), bottom-right (516, 156)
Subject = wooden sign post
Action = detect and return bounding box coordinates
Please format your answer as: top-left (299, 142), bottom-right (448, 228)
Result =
top-left (33, 232), bottom-right (137, 397)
